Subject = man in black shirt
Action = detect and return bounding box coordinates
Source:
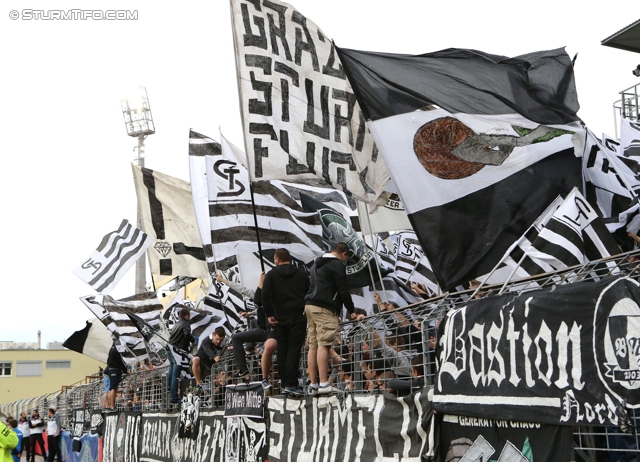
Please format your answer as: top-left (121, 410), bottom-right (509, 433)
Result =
top-left (262, 248), bottom-right (309, 395)
top-left (191, 327), bottom-right (226, 393)
top-left (167, 306), bottom-right (195, 403)
top-left (105, 342), bottom-right (128, 410)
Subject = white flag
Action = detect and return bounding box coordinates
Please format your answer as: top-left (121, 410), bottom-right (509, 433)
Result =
top-left (73, 219), bottom-right (152, 294)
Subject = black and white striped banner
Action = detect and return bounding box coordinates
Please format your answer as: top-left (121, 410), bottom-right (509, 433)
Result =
top-left (80, 293), bottom-right (164, 364)
top-left (583, 127), bottom-right (640, 233)
top-left (73, 219), bottom-right (152, 295)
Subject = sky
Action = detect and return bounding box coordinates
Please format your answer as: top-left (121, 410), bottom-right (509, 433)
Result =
top-left (1, 0), bottom-right (638, 346)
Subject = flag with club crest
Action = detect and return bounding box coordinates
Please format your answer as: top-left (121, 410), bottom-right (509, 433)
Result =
top-left (73, 219), bottom-right (152, 295)
top-left (336, 46), bottom-right (583, 291)
top-left (230, 0), bottom-right (389, 203)
top-left (188, 130), bottom-right (323, 267)
top-left (393, 230), bottom-right (440, 296)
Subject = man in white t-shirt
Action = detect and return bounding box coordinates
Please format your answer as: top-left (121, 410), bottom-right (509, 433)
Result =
top-left (45, 409), bottom-right (60, 462)
top-left (28, 410), bottom-right (45, 462)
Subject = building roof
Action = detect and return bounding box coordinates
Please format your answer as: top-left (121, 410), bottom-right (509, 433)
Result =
top-left (602, 18), bottom-right (640, 54)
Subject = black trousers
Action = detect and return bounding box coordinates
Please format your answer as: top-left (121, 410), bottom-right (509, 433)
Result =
top-left (22, 435), bottom-right (31, 461)
top-left (46, 435), bottom-right (59, 462)
top-left (272, 317), bottom-right (307, 388)
top-left (30, 433), bottom-right (46, 461)
top-left (232, 328), bottom-right (269, 371)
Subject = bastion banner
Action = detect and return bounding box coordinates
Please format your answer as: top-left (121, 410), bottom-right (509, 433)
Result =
top-left (433, 276), bottom-right (640, 426)
top-left (439, 415), bottom-right (572, 462)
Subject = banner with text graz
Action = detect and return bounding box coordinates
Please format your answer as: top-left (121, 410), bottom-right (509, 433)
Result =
top-left (267, 389), bottom-right (434, 461)
top-left (138, 411), bottom-right (267, 462)
top-left (433, 276), bottom-right (640, 426)
top-left (439, 415), bottom-right (572, 462)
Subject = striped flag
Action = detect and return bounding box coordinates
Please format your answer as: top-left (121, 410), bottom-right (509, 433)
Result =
top-left (507, 188), bottom-right (621, 278)
top-left (583, 127), bottom-right (640, 234)
top-left (393, 231), bottom-right (440, 296)
top-left (162, 294), bottom-right (223, 348)
top-left (80, 292), bottom-right (164, 364)
top-left (621, 118), bottom-right (640, 177)
top-left (188, 130), bottom-right (323, 266)
top-left (73, 219), bottom-right (152, 295)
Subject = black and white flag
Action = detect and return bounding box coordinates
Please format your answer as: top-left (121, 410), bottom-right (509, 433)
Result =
top-left (132, 164), bottom-right (209, 280)
top-left (73, 219), bottom-right (152, 294)
top-left (621, 118), bottom-right (640, 176)
top-left (188, 130), bottom-right (323, 266)
top-left (393, 231), bottom-right (440, 296)
top-left (337, 46), bottom-right (583, 290)
top-left (230, 0), bottom-right (389, 203)
top-left (202, 278), bottom-right (252, 337)
top-left (125, 310), bottom-right (170, 368)
top-left (524, 187), bottom-right (621, 273)
top-left (583, 127), bottom-right (640, 234)
top-left (62, 319), bottom-right (113, 363)
top-left (80, 292), bottom-right (164, 364)
top-left (162, 291), bottom-right (223, 348)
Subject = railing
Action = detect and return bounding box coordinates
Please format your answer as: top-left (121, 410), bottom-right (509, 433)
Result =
top-left (2, 249), bottom-right (638, 460)
top-left (614, 81), bottom-right (639, 136)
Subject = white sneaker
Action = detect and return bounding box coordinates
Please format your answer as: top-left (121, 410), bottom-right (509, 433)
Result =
top-left (318, 384), bottom-right (340, 395)
top-left (307, 385), bottom-right (319, 396)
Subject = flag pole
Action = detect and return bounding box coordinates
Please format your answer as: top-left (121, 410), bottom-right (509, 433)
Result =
top-left (355, 201), bottom-right (379, 293)
top-left (249, 182), bottom-right (265, 273)
top-left (362, 202), bottom-right (389, 303)
top-left (497, 250), bottom-right (530, 295)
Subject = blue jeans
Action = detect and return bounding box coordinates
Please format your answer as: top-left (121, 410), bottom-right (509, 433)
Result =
top-left (167, 352), bottom-right (182, 402)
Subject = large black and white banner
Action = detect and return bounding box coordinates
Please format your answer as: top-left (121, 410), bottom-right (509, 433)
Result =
top-left (433, 276), bottom-right (640, 425)
top-left (230, 0), bottom-right (389, 203)
top-left (103, 412), bottom-right (141, 462)
top-left (267, 391), bottom-right (434, 461)
top-left (439, 415), bottom-right (573, 462)
top-left (138, 411), bottom-right (267, 462)
top-left (225, 383), bottom-right (265, 419)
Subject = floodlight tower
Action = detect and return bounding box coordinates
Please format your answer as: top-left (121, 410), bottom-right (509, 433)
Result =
top-left (121, 86), bottom-right (155, 294)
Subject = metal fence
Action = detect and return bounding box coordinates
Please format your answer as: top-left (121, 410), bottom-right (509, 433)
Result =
top-left (2, 249), bottom-right (638, 461)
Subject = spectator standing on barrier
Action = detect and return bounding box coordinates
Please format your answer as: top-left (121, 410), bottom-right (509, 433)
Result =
top-left (0, 420), bottom-right (18, 462)
top-left (305, 242), bottom-right (364, 395)
top-left (167, 306), bottom-right (195, 404)
top-left (6, 419), bottom-right (21, 462)
top-left (262, 248), bottom-right (309, 395)
top-left (17, 413), bottom-right (30, 462)
top-left (45, 409), bottom-right (60, 462)
top-left (105, 343), bottom-right (128, 411)
top-left (229, 272), bottom-right (271, 380)
top-left (191, 327), bottom-right (226, 394)
top-left (102, 369), bottom-right (110, 410)
top-left (28, 410), bottom-right (45, 461)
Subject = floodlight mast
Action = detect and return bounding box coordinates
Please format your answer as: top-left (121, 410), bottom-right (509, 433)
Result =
top-left (121, 86), bottom-right (155, 294)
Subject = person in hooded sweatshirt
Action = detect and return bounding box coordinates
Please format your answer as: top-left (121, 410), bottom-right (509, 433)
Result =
top-left (261, 248), bottom-right (309, 395)
top-left (305, 242), bottom-right (364, 395)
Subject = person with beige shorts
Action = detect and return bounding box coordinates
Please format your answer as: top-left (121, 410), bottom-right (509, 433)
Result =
top-left (305, 242), bottom-right (364, 395)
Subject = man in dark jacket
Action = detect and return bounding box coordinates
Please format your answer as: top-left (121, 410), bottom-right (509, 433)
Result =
top-left (167, 306), bottom-right (195, 403)
top-left (191, 327), bottom-right (226, 393)
top-left (305, 242), bottom-right (363, 395)
top-left (262, 248), bottom-right (309, 395)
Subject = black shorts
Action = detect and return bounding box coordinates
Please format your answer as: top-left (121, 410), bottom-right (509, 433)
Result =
top-left (106, 369), bottom-right (122, 390)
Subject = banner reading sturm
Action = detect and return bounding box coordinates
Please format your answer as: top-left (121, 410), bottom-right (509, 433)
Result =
top-left (433, 276), bottom-right (640, 426)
